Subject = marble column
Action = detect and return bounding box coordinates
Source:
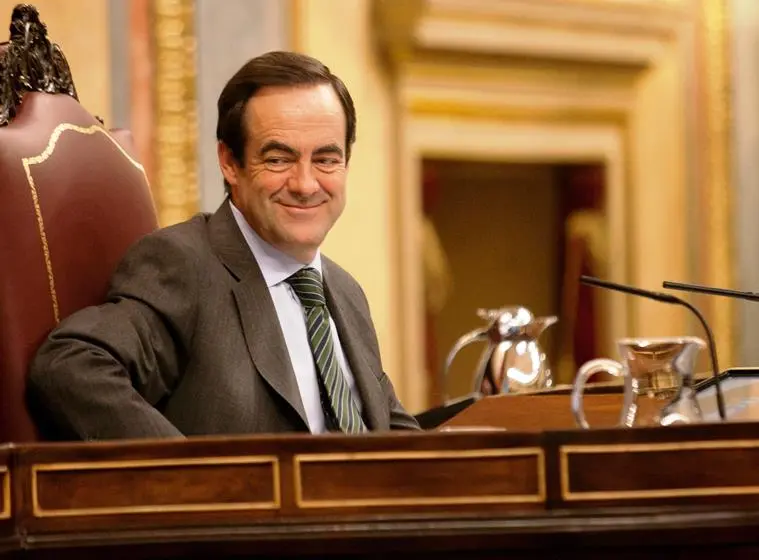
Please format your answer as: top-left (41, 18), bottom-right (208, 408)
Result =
top-left (109, 0), bottom-right (130, 131)
top-left (195, 0), bottom-right (290, 213)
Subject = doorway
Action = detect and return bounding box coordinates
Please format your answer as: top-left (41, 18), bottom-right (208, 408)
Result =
top-left (421, 159), bottom-right (608, 404)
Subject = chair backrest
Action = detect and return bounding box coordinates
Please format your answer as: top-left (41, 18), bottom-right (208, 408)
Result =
top-left (0, 5), bottom-right (158, 442)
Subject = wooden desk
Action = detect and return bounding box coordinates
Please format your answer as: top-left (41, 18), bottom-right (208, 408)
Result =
top-left (3, 421), bottom-right (759, 558)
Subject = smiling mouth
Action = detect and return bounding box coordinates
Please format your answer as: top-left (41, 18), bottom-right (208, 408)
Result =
top-left (278, 202), bottom-right (323, 210)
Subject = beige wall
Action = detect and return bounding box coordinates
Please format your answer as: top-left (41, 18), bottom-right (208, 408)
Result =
top-left (0, 1), bottom-right (111, 125)
top-left (629, 42), bottom-right (688, 337)
top-left (293, 0), bottom-right (403, 393)
top-left (731, 0), bottom-right (759, 365)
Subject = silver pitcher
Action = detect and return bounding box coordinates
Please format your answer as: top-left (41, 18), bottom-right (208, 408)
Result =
top-left (571, 336), bottom-right (706, 429)
top-left (442, 307), bottom-right (558, 400)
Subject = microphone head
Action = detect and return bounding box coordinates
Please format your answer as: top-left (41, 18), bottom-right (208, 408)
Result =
top-left (663, 280), bottom-right (759, 302)
top-left (580, 275), bottom-right (681, 304)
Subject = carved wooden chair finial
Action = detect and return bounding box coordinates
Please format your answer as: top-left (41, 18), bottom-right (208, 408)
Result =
top-left (0, 3), bottom-right (78, 127)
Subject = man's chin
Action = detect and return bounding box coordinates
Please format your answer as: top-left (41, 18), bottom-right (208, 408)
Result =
top-left (277, 229), bottom-right (327, 257)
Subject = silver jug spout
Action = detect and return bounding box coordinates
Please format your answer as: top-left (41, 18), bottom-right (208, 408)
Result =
top-left (526, 315), bottom-right (558, 339)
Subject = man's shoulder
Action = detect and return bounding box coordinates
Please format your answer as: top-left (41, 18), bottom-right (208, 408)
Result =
top-left (322, 255), bottom-right (359, 287)
top-left (133, 212), bottom-right (214, 258)
top-left (107, 212), bottom-right (215, 299)
top-left (322, 255), bottom-right (367, 302)
top-left (149, 211), bottom-right (213, 242)
top-left (113, 212), bottom-right (216, 282)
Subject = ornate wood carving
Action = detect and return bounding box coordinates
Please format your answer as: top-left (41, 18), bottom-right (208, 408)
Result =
top-left (0, 4), bottom-right (78, 127)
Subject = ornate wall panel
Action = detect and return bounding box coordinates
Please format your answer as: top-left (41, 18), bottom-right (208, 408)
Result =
top-left (194, 0), bottom-right (289, 213)
top-left (124, 0), bottom-right (199, 227)
top-left (374, 0), bottom-right (735, 403)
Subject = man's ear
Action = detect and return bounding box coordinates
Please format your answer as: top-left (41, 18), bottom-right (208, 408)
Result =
top-left (217, 141), bottom-right (240, 187)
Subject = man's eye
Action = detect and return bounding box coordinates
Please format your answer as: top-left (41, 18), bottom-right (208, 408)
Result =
top-left (265, 158), bottom-right (293, 170)
top-left (315, 158), bottom-right (341, 167)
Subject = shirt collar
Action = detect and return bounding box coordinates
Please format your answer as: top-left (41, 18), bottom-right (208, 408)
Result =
top-left (230, 201), bottom-right (322, 288)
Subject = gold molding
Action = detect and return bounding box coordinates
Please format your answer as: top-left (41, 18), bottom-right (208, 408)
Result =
top-left (293, 448), bottom-right (545, 508)
top-left (23, 123), bottom-right (148, 324)
top-left (403, 102), bottom-right (632, 370)
top-left (152, 0), bottom-right (199, 226)
top-left (31, 456), bottom-right (280, 518)
top-left (560, 440), bottom-right (759, 501)
top-left (407, 99), bottom-right (628, 125)
top-left (375, 0), bottom-right (686, 68)
top-left (0, 467), bottom-right (9, 520)
top-left (403, 57), bottom-right (642, 87)
top-left (418, 8), bottom-right (680, 39)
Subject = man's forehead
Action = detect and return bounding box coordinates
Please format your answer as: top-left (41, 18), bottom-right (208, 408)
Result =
top-left (243, 86), bottom-right (346, 147)
top-left (247, 84), bottom-right (342, 115)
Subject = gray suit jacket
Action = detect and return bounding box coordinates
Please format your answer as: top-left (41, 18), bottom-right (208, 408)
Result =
top-left (27, 201), bottom-right (420, 439)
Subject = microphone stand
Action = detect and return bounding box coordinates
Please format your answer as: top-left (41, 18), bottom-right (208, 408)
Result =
top-left (580, 275), bottom-right (726, 421)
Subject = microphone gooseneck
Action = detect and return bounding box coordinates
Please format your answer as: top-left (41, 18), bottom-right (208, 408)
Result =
top-left (580, 275), bottom-right (726, 421)
top-left (663, 280), bottom-right (759, 302)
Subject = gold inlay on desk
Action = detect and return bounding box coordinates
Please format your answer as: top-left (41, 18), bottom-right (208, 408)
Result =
top-left (561, 439), bottom-right (759, 501)
top-left (294, 448), bottom-right (545, 509)
top-left (31, 455), bottom-right (280, 518)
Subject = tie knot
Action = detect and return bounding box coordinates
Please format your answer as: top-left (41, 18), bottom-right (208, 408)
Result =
top-left (286, 267), bottom-right (326, 308)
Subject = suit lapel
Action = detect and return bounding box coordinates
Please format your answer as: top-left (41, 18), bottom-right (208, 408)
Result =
top-left (208, 201), bottom-right (309, 430)
top-left (323, 262), bottom-right (389, 431)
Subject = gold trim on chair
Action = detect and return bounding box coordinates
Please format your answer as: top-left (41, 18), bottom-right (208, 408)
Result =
top-left (23, 123), bottom-right (148, 324)
top-left (30, 455), bottom-right (280, 518)
top-left (293, 448), bottom-right (546, 509)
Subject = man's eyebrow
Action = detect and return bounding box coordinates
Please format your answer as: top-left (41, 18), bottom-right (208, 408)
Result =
top-left (313, 143), bottom-right (344, 158)
top-left (258, 141), bottom-right (299, 157)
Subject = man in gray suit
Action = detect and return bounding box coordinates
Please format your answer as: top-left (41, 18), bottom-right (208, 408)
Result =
top-left (27, 51), bottom-right (420, 439)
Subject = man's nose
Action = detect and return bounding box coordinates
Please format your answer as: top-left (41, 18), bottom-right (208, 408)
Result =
top-left (287, 162), bottom-right (320, 195)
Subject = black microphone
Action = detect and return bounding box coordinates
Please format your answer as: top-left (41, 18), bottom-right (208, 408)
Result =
top-left (580, 275), bottom-right (726, 421)
top-left (663, 280), bottom-right (759, 302)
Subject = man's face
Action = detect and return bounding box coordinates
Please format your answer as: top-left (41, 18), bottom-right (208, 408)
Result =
top-left (218, 83), bottom-right (348, 263)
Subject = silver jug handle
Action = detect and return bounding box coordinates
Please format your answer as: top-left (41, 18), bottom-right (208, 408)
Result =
top-left (571, 358), bottom-right (635, 429)
top-left (442, 328), bottom-right (487, 402)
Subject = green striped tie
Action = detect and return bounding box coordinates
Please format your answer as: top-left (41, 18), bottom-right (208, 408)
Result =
top-left (286, 267), bottom-right (366, 433)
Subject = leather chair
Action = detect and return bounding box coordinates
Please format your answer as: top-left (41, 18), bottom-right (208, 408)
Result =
top-left (0, 5), bottom-right (158, 442)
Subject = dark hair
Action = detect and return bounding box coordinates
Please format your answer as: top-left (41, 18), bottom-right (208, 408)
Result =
top-left (216, 51), bottom-right (357, 190)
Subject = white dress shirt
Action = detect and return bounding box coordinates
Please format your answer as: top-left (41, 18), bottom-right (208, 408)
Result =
top-left (230, 203), bottom-right (362, 433)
